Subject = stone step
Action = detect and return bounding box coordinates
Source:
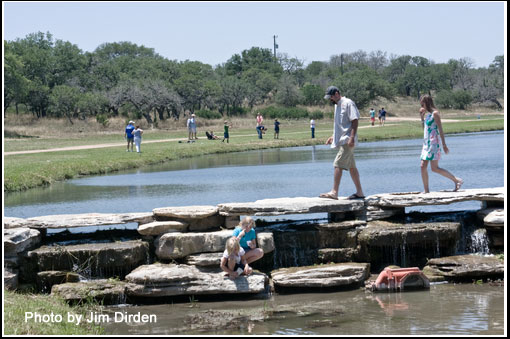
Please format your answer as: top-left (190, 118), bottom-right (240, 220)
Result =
top-left (51, 279), bottom-right (128, 305)
top-left (155, 230), bottom-right (275, 261)
top-left (365, 187), bottom-right (504, 208)
top-left (125, 263), bottom-right (268, 297)
top-left (4, 227), bottom-right (41, 256)
top-left (23, 240), bottom-right (150, 280)
top-left (423, 254), bottom-right (504, 282)
top-left (218, 197), bottom-right (365, 216)
top-left (271, 262), bottom-right (370, 290)
top-left (15, 212), bottom-right (154, 230)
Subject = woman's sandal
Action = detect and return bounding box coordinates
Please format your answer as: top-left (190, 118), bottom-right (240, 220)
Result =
top-left (347, 193), bottom-right (365, 200)
top-left (319, 192), bottom-right (338, 200)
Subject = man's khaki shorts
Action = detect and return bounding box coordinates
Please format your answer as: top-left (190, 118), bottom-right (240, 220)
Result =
top-left (333, 144), bottom-right (356, 170)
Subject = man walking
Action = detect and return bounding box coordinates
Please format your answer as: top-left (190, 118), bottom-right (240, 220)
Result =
top-left (319, 86), bottom-right (365, 200)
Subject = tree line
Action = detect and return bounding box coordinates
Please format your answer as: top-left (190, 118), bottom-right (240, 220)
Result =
top-left (4, 31), bottom-right (504, 125)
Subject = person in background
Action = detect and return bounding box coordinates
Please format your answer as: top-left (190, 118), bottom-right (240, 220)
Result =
top-left (187, 113), bottom-right (197, 141)
top-left (369, 108), bottom-right (376, 126)
top-left (124, 120), bottom-right (135, 152)
top-left (223, 120), bottom-right (232, 143)
top-left (310, 118), bottom-right (316, 138)
top-left (379, 107), bottom-right (387, 126)
top-left (256, 113), bottom-right (264, 139)
top-left (274, 119), bottom-right (281, 139)
top-left (133, 125), bottom-right (143, 153)
top-left (419, 95), bottom-right (463, 193)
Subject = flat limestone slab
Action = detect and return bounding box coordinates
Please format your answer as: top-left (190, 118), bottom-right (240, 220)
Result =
top-left (423, 254), bottom-right (504, 281)
top-left (21, 212), bottom-right (154, 229)
top-left (125, 263), bottom-right (268, 297)
top-left (4, 217), bottom-right (27, 229)
top-left (153, 205), bottom-right (219, 219)
top-left (218, 197), bottom-right (365, 216)
top-left (138, 221), bottom-right (188, 236)
top-left (365, 187), bottom-right (504, 208)
top-left (271, 263), bottom-right (370, 289)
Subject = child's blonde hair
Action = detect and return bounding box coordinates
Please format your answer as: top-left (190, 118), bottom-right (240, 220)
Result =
top-left (239, 216), bottom-right (255, 230)
top-left (225, 236), bottom-right (240, 256)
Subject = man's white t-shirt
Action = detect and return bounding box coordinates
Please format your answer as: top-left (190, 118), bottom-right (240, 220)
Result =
top-left (331, 97), bottom-right (360, 148)
top-left (310, 119), bottom-right (315, 128)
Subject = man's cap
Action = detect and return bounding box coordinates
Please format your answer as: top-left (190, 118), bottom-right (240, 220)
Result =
top-left (324, 86), bottom-right (339, 99)
top-left (129, 120), bottom-right (135, 124)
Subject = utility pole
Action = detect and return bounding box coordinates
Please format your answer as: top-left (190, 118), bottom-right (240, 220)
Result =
top-left (273, 35), bottom-right (278, 61)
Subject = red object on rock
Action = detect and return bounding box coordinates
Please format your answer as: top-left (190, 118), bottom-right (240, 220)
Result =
top-left (370, 267), bottom-right (430, 292)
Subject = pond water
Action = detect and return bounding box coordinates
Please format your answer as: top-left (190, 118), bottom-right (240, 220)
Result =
top-left (101, 283), bottom-right (505, 335)
top-left (4, 131), bottom-right (505, 224)
top-left (4, 131), bottom-right (506, 335)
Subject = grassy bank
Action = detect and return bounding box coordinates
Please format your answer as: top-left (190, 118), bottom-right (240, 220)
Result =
top-left (3, 289), bottom-right (104, 335)
top-left (4, 117), bottom-right (504, 193)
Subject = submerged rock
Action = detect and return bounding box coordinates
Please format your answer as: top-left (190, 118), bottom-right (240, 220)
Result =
top-left (271, 263), bottom-right (370, 289)
top-left (125, 263), bottom-right (268, 297)
top-left (423, 254), bottom-right (504, 281)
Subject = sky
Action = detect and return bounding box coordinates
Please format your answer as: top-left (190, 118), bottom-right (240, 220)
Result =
top-left (2, 2), bottom-right (506, 68)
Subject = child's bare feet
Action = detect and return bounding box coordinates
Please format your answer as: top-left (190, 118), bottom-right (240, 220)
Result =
top-left (454, 179), bottom-right (464, 192)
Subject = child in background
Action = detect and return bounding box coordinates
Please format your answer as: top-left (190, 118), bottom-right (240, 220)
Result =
top-left (133, 125), bottom-right (143, 153)
top-left (274, 119), bottom-right (280, 139)
top-left (370, 108), bottom-right (376, 126)
top-left (223, 120), bottom-right (232, 143)
top-left (220, 237), bottom-right (252, 279)
top-left (419, 95), bottom-right (463, 193)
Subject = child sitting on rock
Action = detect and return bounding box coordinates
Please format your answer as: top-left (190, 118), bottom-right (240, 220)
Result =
top-left (220, 236), bottom-right (252, 279)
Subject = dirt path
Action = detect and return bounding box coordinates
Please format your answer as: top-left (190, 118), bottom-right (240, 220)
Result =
top-left (2, 118), bottom-right (482, 156)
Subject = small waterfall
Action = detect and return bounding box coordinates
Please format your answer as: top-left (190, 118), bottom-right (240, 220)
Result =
top-left (470, 229), bottom-right (490, 255)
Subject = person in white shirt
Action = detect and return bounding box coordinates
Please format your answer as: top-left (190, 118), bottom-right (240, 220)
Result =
top-left (310, 119), bottom-right (316, 138)
top-left (319, 86), bottom-right (365, 200)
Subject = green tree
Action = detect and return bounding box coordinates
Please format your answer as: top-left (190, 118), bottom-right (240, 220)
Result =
top-left (301, 83), bottom-right (324, 106)
top-left (49, 85), bottom-right (81, 123)
top-left (335, 66), bottom-right (395, 109)
top-left (275, 74), bottom-right (303, 107)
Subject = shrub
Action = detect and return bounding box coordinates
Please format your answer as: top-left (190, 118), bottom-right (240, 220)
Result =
top-left (436, 90), bottom-right (472, 110)
top-left (195, 109), bottom-right (223, 120)
top-left (95, 114), bottom-right (109, 127)
top-left (255, 106), bottom-right (309, 119)
top-left (308, 110), bottom-right (324, 120)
